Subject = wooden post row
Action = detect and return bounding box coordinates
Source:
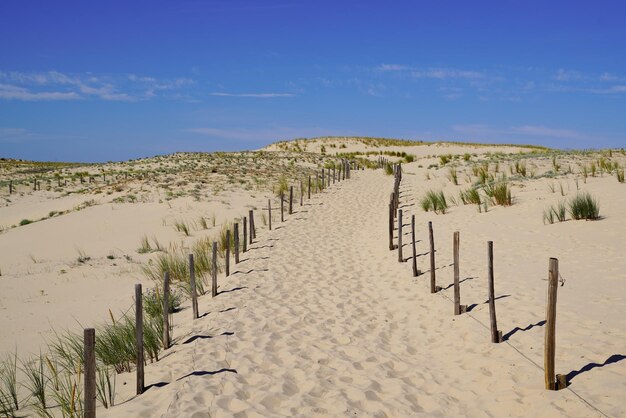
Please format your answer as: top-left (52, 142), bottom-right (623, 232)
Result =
top-left (234, 223), bottom-right (240, 264)
top-left (429, 221), bottom-right (439, 293)
top-left (545, 257), bottom-right (566, 390)
top-left (135, 284), bottom-right (145, 394)
top-left (411, 215), bottom-right (419, 276)
top-left (280, 192), bottom-right (284, 222)
top-left (212, 242), bottom-right (218, 297)
top-left (225, 229), bottom-right (230, 277)
top-left (487, 241), bottom-right (502, 343)
top-left (163, 272), bottom-right (170, 349)
top-left (398, 209), bottom-right (403, 262)
top-left (189, 254), bottom-right (199, 319)
top-left (84, 328), bottom-right (96, 418)
top-left (243, 217), bottom-right (247, 253)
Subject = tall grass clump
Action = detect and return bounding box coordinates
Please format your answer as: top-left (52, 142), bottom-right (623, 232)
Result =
top-left (420, 190), bottom-right (448, 214)
top-left (617, 166), bottom-right (625, 183)
top-left (447, 166), bottom-right (458, 185)
top-left (137, 235), bottom-right (152, 253)
top-left (439, 154), bottom-right (451, 165)
top-left (569, 192), bottom-right (600, 220)
top-left (275, 175), bottom-right (289, 196)
top-left (0, 353), bottom-right (19, 414)
top-left (21, 353), bottom-right (49, 414)
top-left (384, 162), bottom-right (393, 175)
top-left (459, 187), bottom-right (481, 205)
top-left (485, 182), bottom-right (513, 206)
top-left (543, 200), bottom-right (567, 224)
top-left (173, 220), bottom-right (191, 236)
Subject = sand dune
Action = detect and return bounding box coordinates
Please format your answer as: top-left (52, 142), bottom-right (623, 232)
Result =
top-left (1, 140), bottom-right (624, 417)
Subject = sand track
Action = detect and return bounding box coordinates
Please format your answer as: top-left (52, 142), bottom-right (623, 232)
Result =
top-left (104, 170), bottom-right (616, 417)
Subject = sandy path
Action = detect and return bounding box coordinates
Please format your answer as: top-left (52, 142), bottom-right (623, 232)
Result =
top-left (105, 170), bottom-right (608, 417)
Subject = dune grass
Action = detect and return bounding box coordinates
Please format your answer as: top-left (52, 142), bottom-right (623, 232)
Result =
top-left (569, 192), bottom-right (600, 220)
top-left (420, 190), bottom-right (448, 214)
top-left (459, 187), bottom-right (481, 205)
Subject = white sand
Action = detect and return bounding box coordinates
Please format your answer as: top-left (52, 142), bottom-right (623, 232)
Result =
top-left (1, 142), bottom-right (624, 417)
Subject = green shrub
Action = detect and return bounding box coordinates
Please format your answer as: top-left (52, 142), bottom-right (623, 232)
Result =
top-left (569, 192), bottom-right (600, 220)
top-left (459, 187), bottom-right (481, 205)
top-left (19, 219), bottom-right (33, 226)
top-left (420, 190), bottom-right (448, 214)
top-left (491, 182), bottom-right (513, 206)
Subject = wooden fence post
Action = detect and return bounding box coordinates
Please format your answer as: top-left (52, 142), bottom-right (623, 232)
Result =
top-left (225, 230), bottom-right (230, 277)
top-left (84, 328), bottom-right (96, 418)
top-left (398, 209), bottom-right (403, 262)
top-left (289, 186), bottom-right (293, 214)
top-left (308, 175), bottom-right (311, 199)
top-left (234, 223), bottom-right (240, 263)
top-left (545, 257), bottom-right (564, 390)
top-left (429, 221), bottom-right (438, 293)
top-left (135, 284), bottom-right (144, 394)
top-left (243, 217), bottom-right (247, 253)
top-left (333, 166), bottom-right (336, 183)
top-left (321, 169), bottom-right (324, 188)
top-left (189, 255), bottom-right (199, 319)
top-left (300, 181), bottom-right (303, 206)
top-left (453, 231), bottom-right (466, 315)
top-left (249, 210), bottom-right (254, 243)
top-left (388, 196), bottom-right (394, 251)
top-left (487, 241), bottom-right (502, 343)
top-left (280, 192), bottom-right (285, 222)
top-left (268, 199), bottom-right (272, 230)
top-left (9, 180), bottom-right (12, 194)
top-left (163, 271), bottom-right (170, 349)
top-left (411, 215), bottom-right (419, 276)
top-left (212, 242), bottom-right (218, 297)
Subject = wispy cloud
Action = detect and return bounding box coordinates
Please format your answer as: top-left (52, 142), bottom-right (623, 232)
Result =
top-left (376, 64), bottom-right (409, 72)
top-left (452, 123), bottom-right (622, 146)
top-left (0, 71), bottom-right (195, 101)
top-left (209, 92), bottom-right (295, 98)
top-left (552, 69), bottom-right (583, 82)
top-left (411, 68), bottom-right (485, 80)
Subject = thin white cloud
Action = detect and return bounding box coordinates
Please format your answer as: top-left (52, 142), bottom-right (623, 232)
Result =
top-left (411, 68), bottom-right (484, 80)
top-left (210, 92), bottom-right (295, 98)
top-left (0, 71), bottom-right (195, 102)
top-left (377, 64), bottom-right (409, 72)
top-left (553, 69), bottom-right (583, 82)
top-left (452, 123), bottom-right (622, 145)
top-left (0, 83), bottom-right (80, 101)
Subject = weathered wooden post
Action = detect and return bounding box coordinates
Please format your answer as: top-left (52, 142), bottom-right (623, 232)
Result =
top-left (83, 328), bottom-right (96, 418)
top-left (333, 166), bottom-right (336, 183)
top-left (316, 173), bottom-right (319, 192)
top-left (300, 180), bottom-right (303, 206)
top-left (212, 242), bottom-right (218, 297)
top-left (289, 186), bottom-right (293, 214)
top-left (234, 223), bottom-right (240, 263)
top-left (321, 169), bottom-right (325, 189)
top-left (268, 199), bottom-right (272, 230)
top-left (163, 271), bottom-right (171, 349)
top-left (135, 284), bottom-right (144, 394)
top-left (411, 215), bottom-right (419, 276)
top-left (280, 192), bottom-right (285, 222)
top-left (9, 180), bottom-right (13, 194)
top-left (388, 194), bottom-right (395, 251)
top-left (429, 221), bottom-right (438, 293)
top-left (243, 217), bottom-right (247, 253)
top-left (487, 241), bottom-right (502, 343)
top-left (453, 231), bottom-right (466, 315)
top-left (545, 257), bottom-right (564, 390)
top-left (398, 209), bottom-right (403, 262)
top-left (225, 229), bottom-right (230, 277)
top-left (249, 210), bottom-right (254, 243)
top-left (189, 255), bottom-right (199, 319)
top-left (308, 175), bottom-right (311, 199)
top-left (327, 168), bottom-right (331, 187)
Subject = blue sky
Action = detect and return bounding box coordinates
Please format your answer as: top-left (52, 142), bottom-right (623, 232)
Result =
top-left (1, 0), bottom-right (625, 162)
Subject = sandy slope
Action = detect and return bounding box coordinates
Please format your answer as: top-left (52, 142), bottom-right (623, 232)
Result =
top-left (101, 168), bottom-right (625, 417)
